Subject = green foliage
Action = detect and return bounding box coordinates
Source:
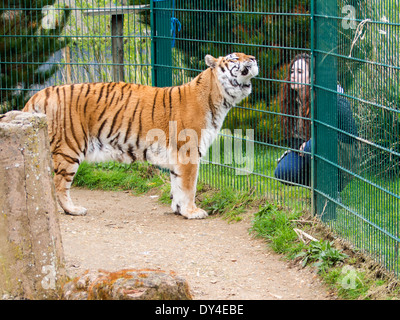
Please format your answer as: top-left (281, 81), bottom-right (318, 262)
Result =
top-left (339, 0), bottom-right (400, 176)
top-left (0, 0), bottom-right (71, 111)
top-left (251, 204), bottom-right (304, 256)
top-left (322, 267), bottom-right (369, 300)
top-left (73, 161), bottom-right (168, 194)
top-left (200, 187), bottom-right (257, 221)
top-left (296, 240), bottom-right (348, 273)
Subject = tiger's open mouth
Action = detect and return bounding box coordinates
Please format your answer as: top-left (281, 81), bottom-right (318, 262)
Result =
top-left (242, 61), bottom-right (258, 78)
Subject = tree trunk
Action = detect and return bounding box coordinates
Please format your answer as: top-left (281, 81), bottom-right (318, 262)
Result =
top-left (0, 111), bottom-right (65, 299)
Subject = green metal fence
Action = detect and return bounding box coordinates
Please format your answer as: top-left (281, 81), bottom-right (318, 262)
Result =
top-left (1, 0), bottom-right (399, 277)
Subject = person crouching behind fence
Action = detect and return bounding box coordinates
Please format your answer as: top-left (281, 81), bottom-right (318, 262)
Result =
top-left (274, 53), bottom-right (358, 195)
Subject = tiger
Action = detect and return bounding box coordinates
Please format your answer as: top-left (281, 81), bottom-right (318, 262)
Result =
top-left (23, 52), bottom-right (258, 219)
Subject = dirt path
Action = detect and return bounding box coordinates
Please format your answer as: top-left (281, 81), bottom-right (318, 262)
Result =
top-left (59, 188), bottom-right (334, 300)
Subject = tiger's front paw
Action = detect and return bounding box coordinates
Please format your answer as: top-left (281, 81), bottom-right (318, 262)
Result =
top-left (64, 205), bottom-right (88, 216)
top-left (181, 207), bottom-right (208, 219)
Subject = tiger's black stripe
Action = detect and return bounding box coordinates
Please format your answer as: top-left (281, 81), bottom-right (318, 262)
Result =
top-left (76, 86), bottom-right (89, 154)
top-left (152, 89), bottom-right (160, 123)
top-left (105, 82), bottom-right (112, 103)
top-left (169, 87), bottom-right (173, 117)
top-left (208, 95), bottom-right (218, 129)
top-left (96, 85), bottom-right (105, 104)
top-left (223, 98), bottom-right (232, 109)
top-left (170, 170), bottom-right (180, 177)
top-left (97, 106), bottom-right (107, 122)
top-left (84, 84), bottom-right (91, 97)
top-left (162, 89), bottom-right (167, 114)
top-left (83, 99), bottom-right (89, 114)
top-left (62, 86), bottom-right (82, 156)
top-left (127, 144), bottom-right (136, 162)
top-left (97, 119), bottom-right (108, 139)
top-left (108, 91), bottom-right (117, 107)
top-left (44, 87), bottom-right (50, 114)
top-left (107, 107), bottom-right (123, 139)
top-left (68, 85), bottom-right (84, 154)
top-left (136, 107), bottom-right (144, 148)
top-left (125, 90), bottom-right (133, 105)
top-left (55, 168), bottom-right (76, 177)
top-left (53, 151), bottom-right (80, 164)
top-left (124, 99), bottom-right (140, 144)
top-left (110, 132), bottom-right (121, 147)
top-left (196, 73), bottom-right (203, 85)
top-left (119, 83), bottom-right (130, 102)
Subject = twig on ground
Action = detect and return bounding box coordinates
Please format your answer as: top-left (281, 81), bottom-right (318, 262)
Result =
top-left (294, 228), bottom-right (318, 244)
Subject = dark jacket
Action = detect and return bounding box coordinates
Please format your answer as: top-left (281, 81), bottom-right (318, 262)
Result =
top-left (288, 95), bottom-right (358, 148)
top-left (338, 95), bottom-right (358, 144)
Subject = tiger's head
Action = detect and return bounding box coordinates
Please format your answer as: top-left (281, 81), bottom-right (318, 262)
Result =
top-left (205, 52), bottom-right (258, 105)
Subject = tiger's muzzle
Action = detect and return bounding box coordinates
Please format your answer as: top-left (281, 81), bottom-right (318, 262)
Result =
top-left (242, 57), bottom-right (259, 78)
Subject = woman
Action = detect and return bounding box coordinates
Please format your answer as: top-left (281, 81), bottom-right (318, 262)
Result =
top-left (274, 53), bottom-right (358, 191)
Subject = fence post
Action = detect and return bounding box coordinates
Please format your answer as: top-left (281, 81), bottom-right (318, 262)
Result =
top-left (151, 0), bottom-right (173, 87)
top-left (310, 0), bottom-right (315, 216)
top-left (84, 5), bottom-right (150, 83)
top-left (314, 0), bottom-right (338, 222)
top-left (111, 14), bottom-right (125, 82)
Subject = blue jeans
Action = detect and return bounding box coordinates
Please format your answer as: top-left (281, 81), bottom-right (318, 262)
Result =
top-left (274, 140), bottom-right (312, 187)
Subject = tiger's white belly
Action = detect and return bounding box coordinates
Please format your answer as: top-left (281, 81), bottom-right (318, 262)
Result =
top-left (84, 104), bottom-right (227, 167)
top-left (85, 137), bottom-right (135, 164)
top-left (84, 136), bottom-right (174, 169)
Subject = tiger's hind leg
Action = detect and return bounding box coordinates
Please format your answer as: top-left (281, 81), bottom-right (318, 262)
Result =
top-left (170, 162), bottom-right (208, 219)
top-left (53, 154), bottom-right (87, 216)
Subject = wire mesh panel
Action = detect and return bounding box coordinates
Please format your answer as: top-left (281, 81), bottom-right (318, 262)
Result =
top-left (158, 1), bottom-right (312, 211)
top-left (321, 0), bottom-right (400, 276)
top-left (0, 0), bottom-right (152, 112)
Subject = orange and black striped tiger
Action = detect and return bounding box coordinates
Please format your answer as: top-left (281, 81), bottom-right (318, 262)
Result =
top-left (23, 53), bottom-right (258, 219)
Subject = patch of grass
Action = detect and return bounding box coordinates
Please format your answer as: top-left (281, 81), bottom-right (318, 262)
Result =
top-left (251, 204), bottom-right (305, 257)
top-left (197, 186), bottom-right (259, 222)
top-left (73, 161), bottom-right (259, 221)
top-left (251, 204), bottom-right (400, 300)
top-left (295, 240), bottom-right (348, 273)
top-left (73, 161), bottom-right (168, 194)
top-left (321, 264), bottom-right (400, 300)
top-left (321, 267), bottom-right (369, 300)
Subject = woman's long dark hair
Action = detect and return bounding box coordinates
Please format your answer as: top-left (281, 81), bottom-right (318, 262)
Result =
top-left (280, 53), bottom-right (311, 145)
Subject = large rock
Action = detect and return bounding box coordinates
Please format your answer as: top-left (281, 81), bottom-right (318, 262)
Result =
top-left (62, 269), bottom-right (193, 300)
top-left (0, 111), bottom-right (65, 299)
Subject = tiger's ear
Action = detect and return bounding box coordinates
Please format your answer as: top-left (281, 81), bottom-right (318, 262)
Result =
top-left (205, 55), bottom-right (217, 68)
